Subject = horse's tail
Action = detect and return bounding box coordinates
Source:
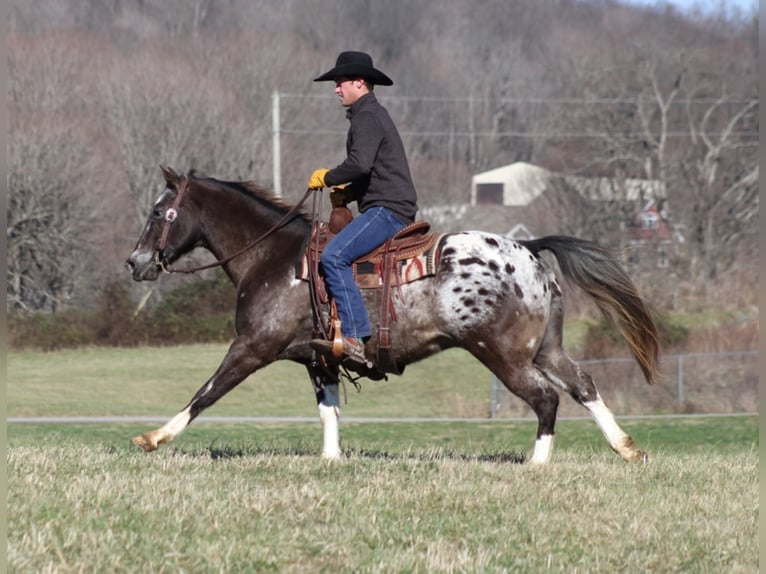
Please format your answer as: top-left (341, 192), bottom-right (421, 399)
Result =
top-left (520, 235), bottom-right (660, 385)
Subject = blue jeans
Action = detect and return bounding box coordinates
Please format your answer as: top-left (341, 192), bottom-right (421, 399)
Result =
top-left (320, 206), bottom-right (406, 339)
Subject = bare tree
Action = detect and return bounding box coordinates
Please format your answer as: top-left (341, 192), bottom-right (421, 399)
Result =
top-left (7, 0), bottom-right (759, 315)
top-left (529, 12), bottom-right (757, 294)
top-left (680, 96), bottom-right (758, 280)
top-left (7, 31), bottom-right (111, 312)
top-left (96, 36), bottom-right (272, 229)
top-left (7, 131), bottom-right (95, 312)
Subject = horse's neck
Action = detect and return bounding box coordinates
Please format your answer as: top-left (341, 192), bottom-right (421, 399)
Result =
top-left (199, 190), bottom-right (308, 282)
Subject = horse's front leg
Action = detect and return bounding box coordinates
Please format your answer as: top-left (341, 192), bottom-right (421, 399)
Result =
top-left (132, 337), bottom-right (267, 452)
top-left (306, 363), bottom-right (342, 460)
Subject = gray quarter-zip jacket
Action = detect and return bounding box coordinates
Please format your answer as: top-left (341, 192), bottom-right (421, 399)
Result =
top-left (324, 93), bottom-right (418, 224)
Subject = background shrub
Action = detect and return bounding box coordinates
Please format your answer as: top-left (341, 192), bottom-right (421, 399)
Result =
top-left (8, 271), bottom-right (236, 350)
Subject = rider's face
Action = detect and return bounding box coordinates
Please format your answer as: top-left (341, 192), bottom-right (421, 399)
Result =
top-left (334, 77), bottom-right (368, 107)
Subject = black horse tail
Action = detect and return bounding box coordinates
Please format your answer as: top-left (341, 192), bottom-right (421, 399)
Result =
top-left (520, 235), bottom-right (660, 385)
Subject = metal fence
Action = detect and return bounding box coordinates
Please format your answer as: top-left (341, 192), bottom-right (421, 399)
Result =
top-left (490, 350), bottom-right (758, 418)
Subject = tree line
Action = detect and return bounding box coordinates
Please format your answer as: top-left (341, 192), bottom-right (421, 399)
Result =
top-left (8, 0), bottom-right (758, 315)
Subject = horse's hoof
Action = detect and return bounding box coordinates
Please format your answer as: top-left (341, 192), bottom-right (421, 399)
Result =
top-left (322, 453), bottom-right (342, 462)
top-left (131, 434), bottom-right (157, 452)
top-left (627, 449), bottom-right (649, 464)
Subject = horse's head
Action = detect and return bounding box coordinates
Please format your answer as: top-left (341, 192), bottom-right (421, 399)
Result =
top-left (125, 165), bottom-right (202, 281)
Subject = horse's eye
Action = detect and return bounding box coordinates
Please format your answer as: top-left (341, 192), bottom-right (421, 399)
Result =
top-left (152, 208), bottom-right (163, 220)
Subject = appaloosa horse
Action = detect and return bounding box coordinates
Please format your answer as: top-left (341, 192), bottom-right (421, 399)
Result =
top-left (125, 166), bottom-right (659, 464)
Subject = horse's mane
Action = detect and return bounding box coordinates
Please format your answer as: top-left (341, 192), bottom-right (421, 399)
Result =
top-left (188, 170), bottom-right (310, 222)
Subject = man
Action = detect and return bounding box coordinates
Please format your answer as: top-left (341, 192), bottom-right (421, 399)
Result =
top-left (308, 51), bottom-right (418, 369)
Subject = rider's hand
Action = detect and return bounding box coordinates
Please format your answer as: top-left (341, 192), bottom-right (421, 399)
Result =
top-left (330, 185), bottom-right (354, 208)
top-left (308, 168), bottom-right (329, 189)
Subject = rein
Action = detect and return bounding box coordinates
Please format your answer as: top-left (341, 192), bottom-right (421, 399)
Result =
top-left (157, 178), bottom-right (315, 275)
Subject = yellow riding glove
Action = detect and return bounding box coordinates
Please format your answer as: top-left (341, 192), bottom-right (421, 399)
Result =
top-left (308, 168), bottom-right (329, 189)
top-left (330, 185), bottom-right (355, 208)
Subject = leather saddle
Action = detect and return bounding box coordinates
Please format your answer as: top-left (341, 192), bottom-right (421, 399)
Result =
top-left (298, 206), bottom-right (444, 375)
top-left (298, 209), bottom-right (443, 300)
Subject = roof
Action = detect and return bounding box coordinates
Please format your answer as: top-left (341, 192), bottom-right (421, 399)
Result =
top-left (470, 161), bottom-right (665, 206)
top-left (471, 162), bottom-right (551, 206)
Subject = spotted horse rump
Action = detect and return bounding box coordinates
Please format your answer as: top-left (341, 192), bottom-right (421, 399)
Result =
top-left (435, 231), bottom-right (553, 336)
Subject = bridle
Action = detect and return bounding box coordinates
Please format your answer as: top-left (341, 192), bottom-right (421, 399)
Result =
top-left (155, 175), bottom-right (315, 275)
top-left (156, 176), bottom-right (189, 260)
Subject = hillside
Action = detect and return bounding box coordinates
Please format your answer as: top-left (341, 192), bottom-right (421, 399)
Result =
top-left (8, 0), bottom-right (758, 314)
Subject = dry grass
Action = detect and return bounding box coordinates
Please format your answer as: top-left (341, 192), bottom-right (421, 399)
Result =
top-left (8, 430), bottom-right (758, 573)
top-left (7, 342), bottom-right (759, 572)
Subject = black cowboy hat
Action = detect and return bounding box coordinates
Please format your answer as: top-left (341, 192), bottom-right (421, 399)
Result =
top-left (314, 51), bottom-right (393, 86)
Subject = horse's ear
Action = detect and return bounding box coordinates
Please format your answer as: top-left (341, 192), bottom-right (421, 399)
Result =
top-left (160, 164), bottom-right (180, 187)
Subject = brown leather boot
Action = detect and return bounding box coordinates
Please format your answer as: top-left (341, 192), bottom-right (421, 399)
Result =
top-left (310, 336), bottom-right (369, 370)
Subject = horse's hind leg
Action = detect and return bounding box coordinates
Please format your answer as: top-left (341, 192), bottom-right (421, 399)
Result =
top-left (503, 366), bottom-right (560, 465)
top-left (535, 351), bottom-right (648, 463)
top-left (471, 346), bottom-right (560, 465)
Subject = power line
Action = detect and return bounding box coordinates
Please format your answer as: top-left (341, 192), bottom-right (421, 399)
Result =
top-left (281, 128), bottom-right (759, 138)
top-left (278, 92), bottom-right (758, 106)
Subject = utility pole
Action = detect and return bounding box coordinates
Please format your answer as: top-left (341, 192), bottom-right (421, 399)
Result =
top-left (272, 89), bottom-right (281, 195)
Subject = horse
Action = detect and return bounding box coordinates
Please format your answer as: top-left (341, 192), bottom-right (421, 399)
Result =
top-left (125, 165), bottom-right (660, 464)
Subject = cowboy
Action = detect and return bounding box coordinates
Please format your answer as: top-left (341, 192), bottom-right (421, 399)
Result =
top-left (308, 51), bottom-right (418, 369)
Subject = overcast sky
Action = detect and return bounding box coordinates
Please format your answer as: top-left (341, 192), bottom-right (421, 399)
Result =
top-left (625, 0), bottom-right (757, 17)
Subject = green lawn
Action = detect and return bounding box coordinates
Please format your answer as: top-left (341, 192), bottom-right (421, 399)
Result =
top-left (7, 344), bottom-right (493, 418)
top-left (8, 415), bottom-right (758, 462)
top-left (7, 345), bottom-right (759, 572)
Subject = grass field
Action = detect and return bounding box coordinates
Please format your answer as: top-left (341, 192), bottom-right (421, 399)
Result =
top-left (7, 344), bottom-right (492, 419)
top-left (7, 345), bottom-right (760, 572)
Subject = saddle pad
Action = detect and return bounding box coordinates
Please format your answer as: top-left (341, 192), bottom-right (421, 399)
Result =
top-left (297, 233), bottom-right (445, 289)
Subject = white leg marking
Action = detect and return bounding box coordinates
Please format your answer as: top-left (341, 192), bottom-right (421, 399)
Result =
top-left (529, 434), bottom-right (554, 465)
top-left (585, 397), bottom-right (647, 462)
top-left (318, 383), bottom-right (341, 460)
top-left (157, 407), bottom-right (193, 445)
top-left (584, 396), bottom-right (629, 448)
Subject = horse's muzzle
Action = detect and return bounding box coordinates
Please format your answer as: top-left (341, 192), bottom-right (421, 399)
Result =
top-left (125, 250), bottom-right (161, 281)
